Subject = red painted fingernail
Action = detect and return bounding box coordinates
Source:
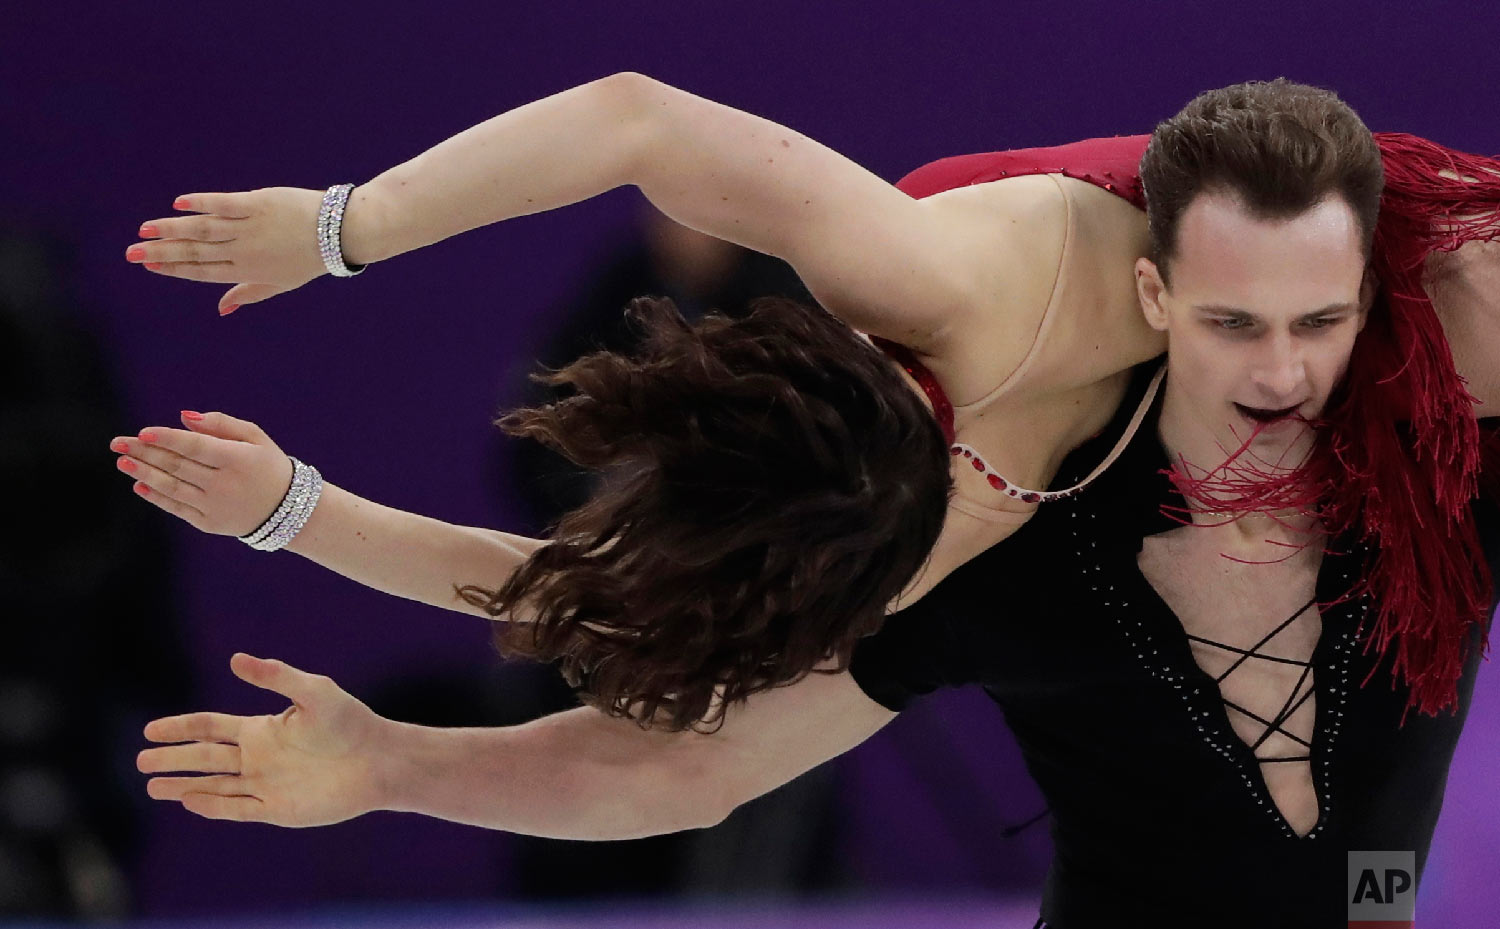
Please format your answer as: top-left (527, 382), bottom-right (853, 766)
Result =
top-left (139, 225), bottom-right (159, 238)
top-left (140, 430), bottom-right (158, 444)
top-left (136, 482), bottom-right (151, 495)
top-left (119, 457), bottom-right (137, 472)
top-left (174, 197), bottom-right (192, 210)
top-left (182, 410), bottom-right (204, 421)
top-left (110, 439), bottom-right (129, 453)
top-left (126, 245), bottom-right (145, 261)
top-left (144, 262), bottom-right (163, 271)
top-left (220, 304), bottom-right (239, 316)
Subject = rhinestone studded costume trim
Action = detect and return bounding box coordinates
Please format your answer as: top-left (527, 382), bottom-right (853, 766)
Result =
top-left (874, 336), bottom-right (1167, 504)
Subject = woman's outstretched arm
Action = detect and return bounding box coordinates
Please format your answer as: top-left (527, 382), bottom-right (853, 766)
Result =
top-left (282, 481), bottom-right (540, 620)
top-left (132, 72), bottom-right (1027, 355)
top-left (138, 653), bottom-right (894, 837)
top-left (110, 410), bottom-right (538, 620)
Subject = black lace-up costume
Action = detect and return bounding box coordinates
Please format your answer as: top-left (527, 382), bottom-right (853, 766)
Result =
top-left (849, 363), bottom-right (1500, 928)
top-left (1189, 595), bottom-right (1319, 766)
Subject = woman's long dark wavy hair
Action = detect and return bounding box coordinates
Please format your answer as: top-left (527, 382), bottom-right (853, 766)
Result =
top-left (454, 296), bottom-right (953, 730)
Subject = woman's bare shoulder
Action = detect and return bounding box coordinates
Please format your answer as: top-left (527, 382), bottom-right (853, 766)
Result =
top-left (912, 175), bottom-right (1075, 401)
top-left (920, 173), bottom-right (1157, 402)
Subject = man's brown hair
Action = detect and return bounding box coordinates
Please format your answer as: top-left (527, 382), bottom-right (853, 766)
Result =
top-left (1140, 78), bottom-right (1384, 286)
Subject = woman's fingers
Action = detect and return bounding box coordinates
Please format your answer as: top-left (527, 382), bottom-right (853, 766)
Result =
top-left (175, 412), bottom-right (267, 445)
top-left (114, 453), bottom-right (206, 497)
top-left (114, 425), bottom-right (234, 470)
top-left (112, 438), bottom-right (215, 492)
top-left (144, 711), bottom-right (244, 744)
top-left (137, 215), bottom-right (241, 243)
top-left (133, 187), bottom-right (326, 311)
top-left (218, 282), bottom-right (286, 314)
top-left (125, 240), bottom-right (236, 265)
top-left (138, 261), bottom-right (242, 284)
top-left (145, 774), bottom-right (244, 802)
top-left (124, 193), bottom-right (256, 273)
top-left (111, 416), bottom-right (291, 537)
top-left (111, 447), bottom-right (208, 513)
top-left (173, 192), bottom-right (256, 220)
top-left (137, 741), bottom-right (241, 775)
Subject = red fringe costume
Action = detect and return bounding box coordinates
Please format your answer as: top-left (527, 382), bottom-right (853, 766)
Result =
top-left (893, 133), bottom-right (1500, 716)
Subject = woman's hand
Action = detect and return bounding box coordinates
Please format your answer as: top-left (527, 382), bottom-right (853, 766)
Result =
top-left (138, 654), bottom-right (390, 826)
top-left (109, 411), bottom-right (294, 538)
top-left (126, 188), bottom-right (334, 315)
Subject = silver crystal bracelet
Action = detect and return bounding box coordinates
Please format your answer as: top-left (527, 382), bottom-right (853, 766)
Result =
top-left (239, 456), bottom-right (324, 552)
top-left (317, 183), bottom-right (367, 278)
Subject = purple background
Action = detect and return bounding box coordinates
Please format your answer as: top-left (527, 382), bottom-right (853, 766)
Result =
top-left (5, 1), bottom-right (1498, 923)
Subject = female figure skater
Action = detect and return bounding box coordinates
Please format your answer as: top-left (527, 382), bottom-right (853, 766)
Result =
top-left (122, 71), bottom-right (1168, 730)
top-left (117, 75), bottom-right (1498, 736)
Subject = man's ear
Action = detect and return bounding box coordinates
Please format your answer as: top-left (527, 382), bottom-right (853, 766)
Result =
top-left (1356, 265), bottom-right (1377, 333)
top-left (1136, 257), bottom-right (1171, 332)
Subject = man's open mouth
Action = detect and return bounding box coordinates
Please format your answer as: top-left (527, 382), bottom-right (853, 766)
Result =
top-left (1234, 402), bottom-right (1301, 423)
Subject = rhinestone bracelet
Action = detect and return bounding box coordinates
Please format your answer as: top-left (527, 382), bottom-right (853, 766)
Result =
top-left (262, 464), bottom-right (322, 552)
top-left (240, 456), bottom-right (310, 547)
top-left (317, 183), bottom-right (368, 278)
top-left (239, 456), bottom-right (324, 552)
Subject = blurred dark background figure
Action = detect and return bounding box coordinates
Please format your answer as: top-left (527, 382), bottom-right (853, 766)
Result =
top-left (0, 226), bottom-right (193, 918)
top-left (368, 205), bottom-right (847, 901)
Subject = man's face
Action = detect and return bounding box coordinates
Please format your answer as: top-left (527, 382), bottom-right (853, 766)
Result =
top-left (1136, 190), bottom-right (1369, 469)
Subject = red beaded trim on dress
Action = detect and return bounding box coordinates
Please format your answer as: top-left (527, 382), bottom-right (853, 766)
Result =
top-left (952, 444), bottom-right (1060, 503)
top-left (871, 336), bottom-right (955, 444)
top-left (873, 335), bottom-right (1076, 504)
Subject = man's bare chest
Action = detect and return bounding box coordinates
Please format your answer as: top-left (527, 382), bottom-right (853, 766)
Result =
top-left (1138, 527), bottom-right (1326, 835)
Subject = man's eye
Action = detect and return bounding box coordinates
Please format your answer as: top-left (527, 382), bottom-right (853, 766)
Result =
top-left (1215, 317), bottom-right (1251, 330)
top-left (1302, 317), bottom-right (1340, 329)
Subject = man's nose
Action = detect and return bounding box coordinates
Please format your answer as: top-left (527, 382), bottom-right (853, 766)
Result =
top-left (1251, 332), bottom-right (1305, 398)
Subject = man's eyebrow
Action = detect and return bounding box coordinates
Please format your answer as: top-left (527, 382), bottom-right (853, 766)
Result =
top-left (1192, 305), bottom-right (1255, 317)
top-left (1191, 302), bottom-right (1359, 320)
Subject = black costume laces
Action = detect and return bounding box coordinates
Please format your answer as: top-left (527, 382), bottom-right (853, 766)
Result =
top-left (1183, 596), bottom-right (1318, 764)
